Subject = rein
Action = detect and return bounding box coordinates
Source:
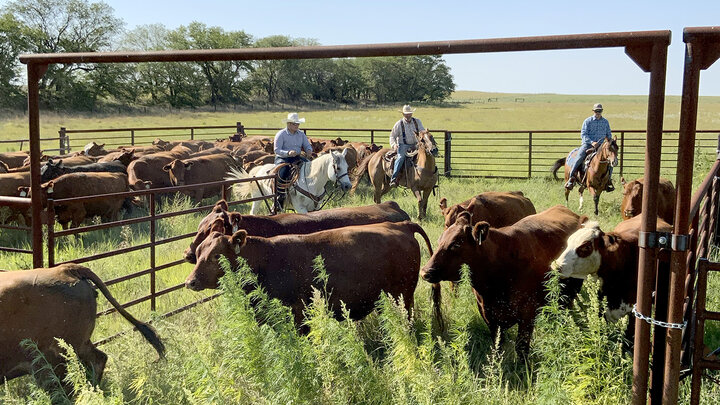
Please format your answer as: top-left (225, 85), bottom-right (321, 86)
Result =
top-left (292, 156), bottom-right (349, 209)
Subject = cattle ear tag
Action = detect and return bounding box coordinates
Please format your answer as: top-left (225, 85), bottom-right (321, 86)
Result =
top-left (19, 190), bottom-right (27, 197)
top-left (47, 187), bottom-right (54, 194)
top-left (234, 245), bottom-right (241, 254)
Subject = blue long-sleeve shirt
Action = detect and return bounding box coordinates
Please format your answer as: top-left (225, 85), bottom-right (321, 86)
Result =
top-left (580, 115), bottom-right (612, 147)
top-left (274, 127), bottom-right (313, 158)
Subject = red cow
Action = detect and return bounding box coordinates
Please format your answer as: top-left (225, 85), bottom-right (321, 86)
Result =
top-left (127, 145), bottom-right (192, 189)
top-left (439, 191), bottom-right (536, 229)
top-left (420, 205), bottom-right (586, 357)
top-left (620, 176), bottom-right (676, 224)
top-left (162, 153), bottom-right (237, 202)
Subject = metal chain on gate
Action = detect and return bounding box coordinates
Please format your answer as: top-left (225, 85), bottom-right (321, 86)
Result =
top-left (632, 304), bottom-right (687, 330)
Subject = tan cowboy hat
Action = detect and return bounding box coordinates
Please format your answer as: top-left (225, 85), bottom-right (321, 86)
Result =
top-left (283, 112), bottom-right (306, 124)
top-left (593, 103), bottom-right (603, 111)
top-left (400, 105), bottom-right (416, 114)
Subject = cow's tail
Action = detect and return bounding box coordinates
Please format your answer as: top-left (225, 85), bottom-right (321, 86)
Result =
top-left (72, 265), bottom-right (166, 358)
top-left (405, 222), bottom-right (444, 331)
top-left (551, 158), bottom-right (566, 180)
top-left (350, 154), bottom-right (371, 193)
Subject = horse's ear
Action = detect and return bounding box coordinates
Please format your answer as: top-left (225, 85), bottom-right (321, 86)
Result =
top-left (439, 197), bottom-right (447, 211)
top-left (621, 177), bottom-right (627, 186)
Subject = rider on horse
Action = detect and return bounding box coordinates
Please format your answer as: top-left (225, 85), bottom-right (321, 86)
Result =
top-left (274, 112), bottom-right (313, 212)
top-left (389, 104), bottom-right (425, 188)
top-left (565, 103), bottom-right (615, 192)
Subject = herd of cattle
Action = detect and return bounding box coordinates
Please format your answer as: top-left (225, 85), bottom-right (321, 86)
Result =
top-left (0, 135), bottom-right (679, 395)
top-left (0, 134), bottom-right (378, 228)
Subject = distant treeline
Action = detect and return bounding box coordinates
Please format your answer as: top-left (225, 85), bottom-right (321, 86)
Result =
top-left (0, 0), bottom-right (456, 112)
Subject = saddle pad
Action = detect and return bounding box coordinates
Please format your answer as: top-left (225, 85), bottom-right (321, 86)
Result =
top-left (566, 147), bottom-right (582, 169)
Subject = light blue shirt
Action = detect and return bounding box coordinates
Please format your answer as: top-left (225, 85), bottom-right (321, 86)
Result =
top-left (581, 115), bottom-right (612, 146)
top-left (274, 127), bottom-right (313, 158)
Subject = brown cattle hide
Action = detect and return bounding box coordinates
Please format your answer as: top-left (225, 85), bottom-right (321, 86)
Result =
top-left (440, 191), bottom-right (536, 229)
top-left (620, 176), bottom-right (676, 224)
top-left (0, 152), bottom-right (30, 169)
top-left (127, 146), bottom-right (192, 189)
top-left (162, 153), bottom-right (237, 202)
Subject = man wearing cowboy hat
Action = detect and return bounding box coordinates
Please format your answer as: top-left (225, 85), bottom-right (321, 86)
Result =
top-left (388, 104), bottom-right (425, 187)
top-left (273, 112), bottom-right (313, 211)
top-left (565, 103), bottom-right (615, 192)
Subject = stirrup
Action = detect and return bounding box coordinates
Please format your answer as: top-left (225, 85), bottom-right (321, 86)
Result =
top-left (564, 180), bottom-right (574, 190)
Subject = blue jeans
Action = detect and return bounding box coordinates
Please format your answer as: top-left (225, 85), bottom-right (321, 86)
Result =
top-left (391, 144), bottom-right (414, 182)
top-left (570, 145), bottom-right (613, 179)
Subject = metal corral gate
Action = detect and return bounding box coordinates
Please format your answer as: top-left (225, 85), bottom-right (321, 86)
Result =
top-left (17, 30), bottom-right (679, 403)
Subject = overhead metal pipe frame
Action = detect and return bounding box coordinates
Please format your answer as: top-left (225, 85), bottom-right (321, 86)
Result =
top-left (20, 29), bottom-right (671, 401)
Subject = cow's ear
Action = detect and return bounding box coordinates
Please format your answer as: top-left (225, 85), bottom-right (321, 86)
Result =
top-left (209, 218), bottom-right (225, 234)
top-left (99, 143), bottom-right (105, 148)
top-left (214, 199), bottom-right (228, 212)
top-left (231, 230), bottom-right (248, 252)
top-left (184, 161), bottom-right (194, 170)
top-left (229, 213), bottom-right (242, 232)
top-left (162, 163), bottom-right (172, 172)
top-left (472, 222), bottom-right (491, 245)
top-left (578, 215), bottom-right (590, 226)
top-left (621, 177), bottom-right (627, 186)
top-left (439, 197), bottom-right (447, 211)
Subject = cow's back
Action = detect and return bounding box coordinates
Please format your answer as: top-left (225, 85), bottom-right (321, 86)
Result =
top-left (468, 191), bottom-right (536, 228)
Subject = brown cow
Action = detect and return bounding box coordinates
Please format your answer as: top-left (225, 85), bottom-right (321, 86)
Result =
top-left (98, 148), bottom-right (140, 163)
top-left (82, 142), bottom-right (108, 156)
top-left (242, 154), bottom-right (275, 172)
top-left (552, 215), bottom-right (673, 334)
top-left (184, 200), bottom-right (411, 263)
top-left (420, 205), bottom-right (586, 357)
top-left (0, 172), bottom-right (31, 224)
top-left (153, 138), bottom-right (215, 153)
top-left (439, 191), bottom-right (536, 229)
top-left (620, 176), bottom-right (676, 224)
top-left (22, 172), bottom-right (129, 229)
top-left (127, 145), bottom-right (192, 189)
top-left (186, 221), bottom-right (433, 325)
top-left (0, 161), bottom-right (8, 174)
top-left (0, 263), bottom-right (164, 394)
top-left (323, 146), bottom-right (358, 171)
top-left (0, 151), bottom-right (30, 169)
top-left (163, 154), bottom-right (237, 202)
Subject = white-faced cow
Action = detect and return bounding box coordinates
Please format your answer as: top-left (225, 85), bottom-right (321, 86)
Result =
top-left (0, 264), bottom-right (164, 395)
top-left (420, 205), bottom-right (586, 357)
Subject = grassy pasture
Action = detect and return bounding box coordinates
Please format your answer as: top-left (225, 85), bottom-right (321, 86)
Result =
top-left (2, 92), bottom-right (720, 403)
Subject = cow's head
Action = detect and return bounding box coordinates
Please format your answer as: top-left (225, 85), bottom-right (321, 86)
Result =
top-left (184, 201), bottom-right (242, 263)
top-left (551, 221), bottom-right (611, 279)
top-left (163, 159), bottom-right (193, 186)
top-left (115, 149), bottom-right (136, 166)
top-left (153, 138), bottom-right (172, 150)
top-left (439, 197), bottom-right (468, 229)
top-left (620, 177), bottom-right (643, 220)
top-left (83, 142), bottom-right (107, 156)
top-left (421, 211), bottom-right (487, 283)
top-left (40, 159), bottom-right (67, 182)
top-left (185, 218), bottom-right (247, 290)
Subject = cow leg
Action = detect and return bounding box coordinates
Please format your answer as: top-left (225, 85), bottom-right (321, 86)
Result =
top-left (30, 349), bottom-right (70, 397)
top-left (71, 205), bottom-right (86, 228)
top-left (77, 342), bottom-right (108, 383)
top-left (515, 319), bottom-right (534, 360)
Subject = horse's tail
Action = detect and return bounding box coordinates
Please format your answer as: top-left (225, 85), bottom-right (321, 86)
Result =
top-left (226, 166), bottom-right (256, 198)
top-left (551, 158), bottom-right (566, 180)
top-left (351, 153), bottom-right (372, 193)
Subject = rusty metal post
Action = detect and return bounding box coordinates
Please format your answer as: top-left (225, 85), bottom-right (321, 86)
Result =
top-left (444, 131), bottom-right (452, 177)
top-left (662, 39), bottom-right (702, 404)
top-left (690, 259), bottom-right (709, 405)
top-left (370, 130), bottom-right (375, 145)
top-left (190, 128), bottom-right (195, 140)
top-left (620, 131), bottom-right (625, 177)
top-left (149, 192), bottom-right (156, 312)
top-left (651, 253), bottom-right (671, 400)
top-left (633, 40), bottom-right (668, 405)
top-left (130, 129), bottom-right (135, 146)
top-left (27, 63), bottom-right (47, 269)
top-left (47, 199), bottom-right (55, 267)
top-left (58, 127), bottom-right (66, 155)
top-left (528, 132), bottom-right (533, 178)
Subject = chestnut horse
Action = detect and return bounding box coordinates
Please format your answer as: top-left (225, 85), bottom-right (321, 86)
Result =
top-left (563, 137), bottom-right (619, 215)
top-left (352, 130), bottom-right (439, 219)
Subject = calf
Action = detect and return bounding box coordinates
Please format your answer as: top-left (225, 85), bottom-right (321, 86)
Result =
top-left (184, 200), bottom-right (411, 263)
top-left (439, 191), bottom-right (536, 229)
top-left (162, 153), bottom-right (237, 202)
top-left (552, 215), bottom-right (673, 335)
top-left (186, 221), bottom-right (433, 325)
top-left (0, 264), bottom-right (164, 394)
top-left (420, 205), bottom-right (585, 357)
top-left (620, 177), bottom-right (676, 224)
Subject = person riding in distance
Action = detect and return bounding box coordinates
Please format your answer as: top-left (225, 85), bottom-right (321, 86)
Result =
top-left (389, 104), bottom-right (425, 187)
top-left (274, 112), bottom-right (313, 212)
top-left (565, 103), bottom-right (615, 192)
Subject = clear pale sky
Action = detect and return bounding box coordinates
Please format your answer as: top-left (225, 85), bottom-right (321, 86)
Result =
top-left (10, 0), bottom-right (720, 96)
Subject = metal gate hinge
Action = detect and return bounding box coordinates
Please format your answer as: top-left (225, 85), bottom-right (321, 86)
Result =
top-left (638, 231), bottom-right (689, 251)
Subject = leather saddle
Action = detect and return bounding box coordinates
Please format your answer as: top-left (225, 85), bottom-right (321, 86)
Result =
top-left (382, 147), bottom-right (418, 178)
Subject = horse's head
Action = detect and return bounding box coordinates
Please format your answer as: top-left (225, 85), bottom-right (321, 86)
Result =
top-left (329, 149), bottom-right (352, 192)
top-left (601, 136), bottom-right (619, 167)
top-left (416, 130), bottom-right (439, 157)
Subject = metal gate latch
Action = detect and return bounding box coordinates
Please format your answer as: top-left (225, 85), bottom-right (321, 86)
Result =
top-left (638, 231), bottom-right (689, 251)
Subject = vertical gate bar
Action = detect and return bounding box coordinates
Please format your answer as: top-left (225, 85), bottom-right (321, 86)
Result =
top-left (131, 130), bottom-right (135, 146)
top-left (444, 131), bottom-right (452, 177)
top-left (633, 40), bottom-right (668, 405)
top-left (47, 199), bottom-right (55, 267)
top-left (190, 128), bottom-right (195, 140)
top-left (664, 39), bottom-right (703, 404)
top-left (528, 132), bottom-right (533, 178)
top-left (28, 63), bottom-right (45, 269)
top-left (690, 259), bottom-right (708, 405)
top-left (58, 127), bottom-right (66, 155)
top-left (703, 183), bottom-right (712, 255)
top-left (150, 192), bottom-right (156, 312)
top-left (651, 254), bottom-right (671, 401)
top-left (620, 131), bottom-right (625, 176)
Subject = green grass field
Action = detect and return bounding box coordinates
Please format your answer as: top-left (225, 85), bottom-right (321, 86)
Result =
top-left (2, 91), bottom-right (720, 404)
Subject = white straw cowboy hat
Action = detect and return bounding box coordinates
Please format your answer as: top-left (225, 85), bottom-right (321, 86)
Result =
top-left (400, 105), bottom-right (416, 114)
top-left (283, 112), bottom-right (306, 124)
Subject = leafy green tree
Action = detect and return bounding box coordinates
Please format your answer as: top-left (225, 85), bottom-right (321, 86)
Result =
top-left (249, 35), bottom-right (315, 104)
top-left (359, 55), bottom-right (455, 103)
top-left (0, 12), bottom-right (30, 108)
top-left (4, 0), bottom-right (123, 109)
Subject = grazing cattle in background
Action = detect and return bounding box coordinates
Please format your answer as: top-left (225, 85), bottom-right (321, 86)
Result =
top-left (242, 154), bottom-right (275, 172)
top-left (439, 191), bottom-right (536, 229)
top-left (127, 145), bottom-right (192, 190)
top-left (162, 153), bottom-right (237, 202)
top-left (620, 176), bottom-right (676, 224)
top-left (420, 205), bottom-right (586, 357)
top-left (0, 152), bottom-right (29, 169)
top-left (98, 148), bottom-right (140, 163)
top-left (186, 221), bottom-right (435, 325)
top-left (552, 215), bottom-right (673, 339)
top-left (83, 142), bottom-right (108, 156)
top-left (0, 172), bottom-right (31, 225)
top-left (21, 173), bottom-right (129, 229)
top-left (184, 200), bottom-right (411, 263)
top-left (113, 145), bottom-right (164, 157)
top-left (153, 138), bottom-right (215, 153)
top-left (0, 264), bottom-right (164, 395)
top-left (323, 146), bottom-right (358, 171)
top-left (189, 147), bottom-right (233, 158)
top-left (24, 154), bottom-right (97, 168)
top-left (40, 151), bottom-right (135, 182)
top-left (348, 141), bottom-right (381, 163)
top-left (215, 137), bottom-right (273, 156)
top-left (0, 161), bottom-right (8, 173)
